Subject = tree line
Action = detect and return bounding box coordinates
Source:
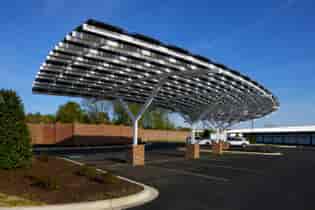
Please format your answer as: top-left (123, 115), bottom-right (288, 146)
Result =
top-left (26, 99), bottom-right (183, 130)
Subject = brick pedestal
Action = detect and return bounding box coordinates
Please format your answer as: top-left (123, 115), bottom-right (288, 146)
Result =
top-left (185, 144), bottom-right (200, 159)
top-left (127, 144), bottom-right (145, 166)
top-left (212, 141), bottom-right (224, 154)
top-left (223, 141), bottom-right (230, 150)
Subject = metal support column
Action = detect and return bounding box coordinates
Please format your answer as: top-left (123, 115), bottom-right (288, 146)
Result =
top-left (133, 119), bottom-right (139, 145)
top-left (117, 81), bottom-right (164, 145)
top-left (191, 123), bottom-right (196, 144)
top-left (182, 106), bottom-right (215, 144)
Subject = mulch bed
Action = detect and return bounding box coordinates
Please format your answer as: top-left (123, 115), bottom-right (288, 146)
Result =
top-left (0, 157), bottom-right (143, 205)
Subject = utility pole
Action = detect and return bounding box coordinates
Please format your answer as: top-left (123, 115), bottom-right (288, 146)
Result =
top-left (251, 119), bottom-right (254, 129)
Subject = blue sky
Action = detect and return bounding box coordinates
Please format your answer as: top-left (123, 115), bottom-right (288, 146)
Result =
top-left (1, 0), bottom-right (315, 128)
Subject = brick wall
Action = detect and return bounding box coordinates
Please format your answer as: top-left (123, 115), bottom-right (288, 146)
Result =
top-left (140, 129), bottom-right (189, 142)
top-left (55, 123), bottom-right (73, 144)
top-left (27, 123), bottom-right (189, 145)
top-left (73, 124), bottom-right (105, 136)
top-left (28, 123), bottom-right (74, 145)
top-left (28, 124), bottom-right (43, 144)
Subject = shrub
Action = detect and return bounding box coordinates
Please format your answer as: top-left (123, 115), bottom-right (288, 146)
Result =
top-left (202, 129), bottom-right (212, 138)
top-left (75, 165), bottom-right (99, 179)
top-left (247, 134), bottom-right (256, 144)
top-left (25, 174), bottom-right (60, 191)
top-left (0, 90), bottom-right (32, 169)
top-left (102, 172), bottom-right (120, 184)
top-left (75, 165), bottom-right (120, 184)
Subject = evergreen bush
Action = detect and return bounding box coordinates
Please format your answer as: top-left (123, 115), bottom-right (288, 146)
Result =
top-left (0, 89), bottom-right (32, 169)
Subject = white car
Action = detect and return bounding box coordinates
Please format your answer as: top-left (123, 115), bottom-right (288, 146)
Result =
top-left (227, 137), bottom-right (250, 148)
top-left (186, 136), bottom-right (213, 145)
top-left (198, 138), bottom-right (214, 145)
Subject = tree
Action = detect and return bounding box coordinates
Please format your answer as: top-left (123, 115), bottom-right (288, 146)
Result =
top-left (112, 101), bottom-right (140, 125)
top-left (147, 108), bottom-right (175, 129)
top-left (176, 126), bottom-right (191, 131)
top-left (26, 112), bottom-right (42, 123)
top-left (56, 101), bottom-right (83, 123)
top-left (26, 112), bottom-right (56, 124)
top-left (112, 102), bottom-right (157, 127)
top-left (81, 99), bottom-right (111, 124)
top-left (202, 129), bottom-right (212, 139)
top-left (0, 95), bottom-right (4, 104)
top-left (42, 114), bottom-right (56, 123)
top-left (0, 89), bottom-right (32, 169)
top-left (97, 112), bottom-right (110, 124)
top-left (112, 101), bottom-right (175, 129)
top-left (164, 116), bottom-right (175, 130)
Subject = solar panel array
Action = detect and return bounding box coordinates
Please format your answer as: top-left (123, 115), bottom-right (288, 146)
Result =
top-left (33, 19), bottom-right (279, 123)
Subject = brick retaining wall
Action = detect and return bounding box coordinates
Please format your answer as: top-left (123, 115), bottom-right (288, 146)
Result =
top-left (28, 123), bottom-right (189, 145)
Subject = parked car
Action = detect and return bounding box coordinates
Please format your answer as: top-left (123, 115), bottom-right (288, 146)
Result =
top-left (186, 136), bottom-right (213, 145)
top-left (198, 138), bottom-right (214, 145)
top-left (227, 136), bottom-right (250, 148)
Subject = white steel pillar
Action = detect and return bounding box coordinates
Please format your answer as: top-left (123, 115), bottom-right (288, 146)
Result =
top-left (191, 123), bottom-right (196, 144)
top-left (118, 97), bottom-right (150, 145)
top-left (216, 128), bottom-right (221, 142)
top-left (182, 107), bottom-right (214, 145)
top-left (117, 81), bottom-right (164, 145)
top-left (133, 119), bottom-right (139, 145)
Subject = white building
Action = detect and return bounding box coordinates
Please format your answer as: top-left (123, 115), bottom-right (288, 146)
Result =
top-left (228, 125), bottom-right (315, 145)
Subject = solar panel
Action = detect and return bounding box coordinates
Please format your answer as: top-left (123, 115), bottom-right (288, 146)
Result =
top-left (33, 19), bottom-right (279, 124)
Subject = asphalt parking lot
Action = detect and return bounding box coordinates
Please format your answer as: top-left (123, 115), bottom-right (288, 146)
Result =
top-left (56, 144), bottom-right (315, 210)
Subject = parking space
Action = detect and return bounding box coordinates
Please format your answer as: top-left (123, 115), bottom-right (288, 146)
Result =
top-left (60, 145), bottom-right (315, 210)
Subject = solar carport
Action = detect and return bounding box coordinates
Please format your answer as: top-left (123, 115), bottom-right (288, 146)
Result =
top-left (32, 19), bottom-right (279, 165)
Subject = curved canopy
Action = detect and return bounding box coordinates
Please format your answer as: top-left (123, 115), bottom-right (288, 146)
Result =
top-left (33, 19), bottom-right (279, 124)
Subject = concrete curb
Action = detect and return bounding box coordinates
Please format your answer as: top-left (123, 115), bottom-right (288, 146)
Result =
top-left (178, 147), bottom-right (282, 156)
top-left (0, 158), bottom-right (159, 210)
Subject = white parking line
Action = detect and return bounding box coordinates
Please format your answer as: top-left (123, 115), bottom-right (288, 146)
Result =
top-left (200, 157), bottom-right (231, 162)
top-left (106, 163), bottom-right (128, 168)
top-left (194, 162), bottom-right (263, 174)
top-left (146, 158), bottom-right (184, 165)
top-left (148, 165), bottom-right (229, 182)
top-left (224, 150), bottom-right (282, 156)
top-left (104, 158), bottom-right (185, 168)
top-left (178, 147), bottom-right (282, 156)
